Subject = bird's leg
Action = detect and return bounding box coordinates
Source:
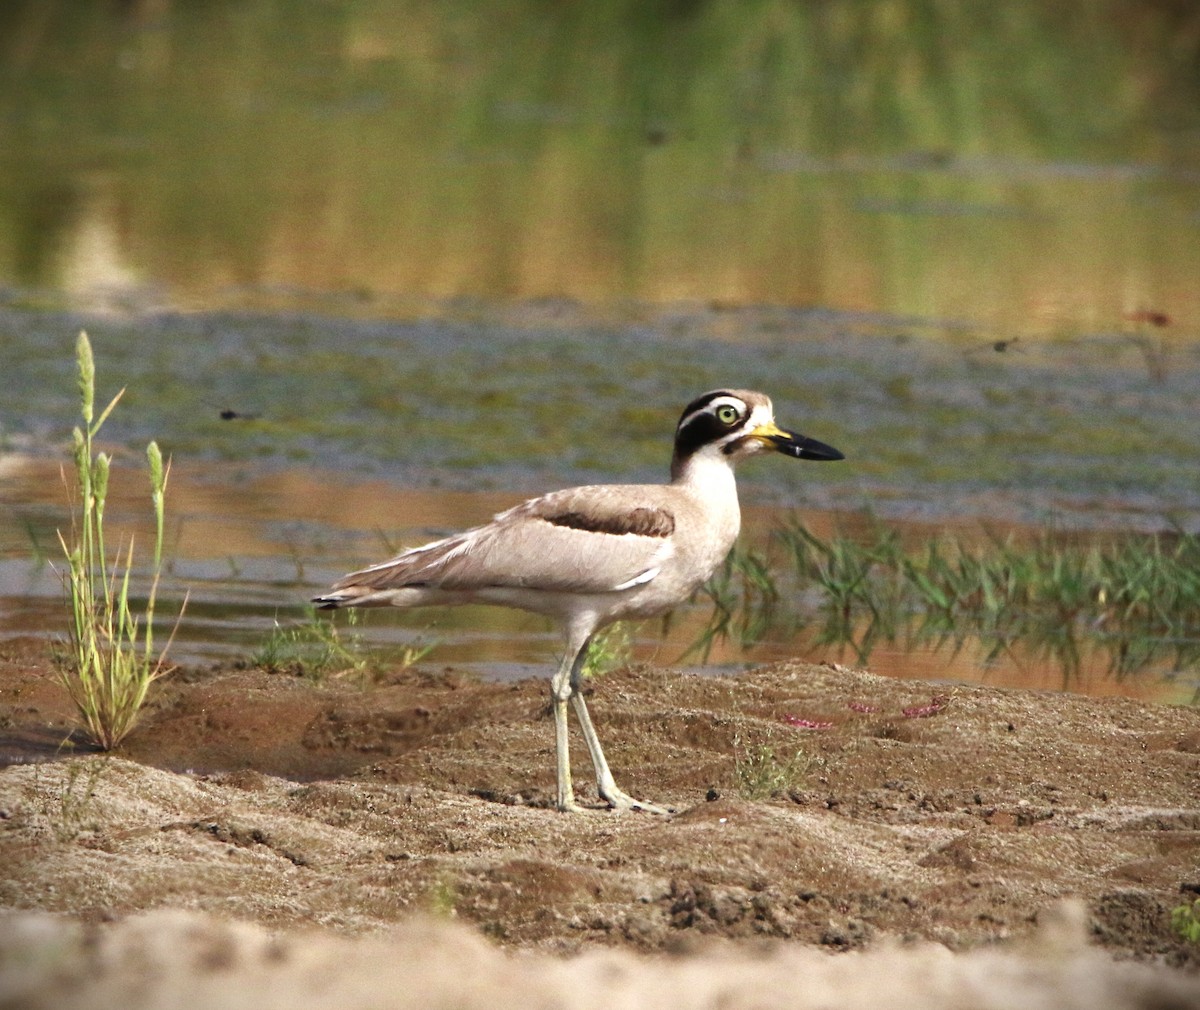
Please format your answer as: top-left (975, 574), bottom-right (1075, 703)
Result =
top-left (568, 638), bottom-right (671, 816)
top-left (549, 643), bottom-right (584, 813)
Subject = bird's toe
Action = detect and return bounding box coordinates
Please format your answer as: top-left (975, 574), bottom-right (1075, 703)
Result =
top-left (602, 788), bottom-right (673, 816)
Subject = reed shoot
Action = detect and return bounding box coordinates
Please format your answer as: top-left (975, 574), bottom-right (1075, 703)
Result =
top-left (697, 519), bottom-right (1200, 684)
top-left (57, 331), bottom-right (185, 749)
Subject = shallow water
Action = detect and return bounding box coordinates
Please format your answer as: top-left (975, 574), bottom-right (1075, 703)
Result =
top-left (2, 305), bottom-right (1199, 710)
top-left (3, 305), bottom-right (1199, 526)
top-left (1, 4), bottom-right (1199, 702)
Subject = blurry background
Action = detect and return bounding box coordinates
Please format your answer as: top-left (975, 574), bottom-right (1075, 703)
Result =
top-left (1, 1), bottom-right (1198, 697)
top-left (3, 1), bottom-right (1199, 325)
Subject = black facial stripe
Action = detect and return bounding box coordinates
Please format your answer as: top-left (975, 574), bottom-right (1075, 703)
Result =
top-left (721, 435), bottom-right (751, 456)
top-left (673, 411), bottom-right (738, 461)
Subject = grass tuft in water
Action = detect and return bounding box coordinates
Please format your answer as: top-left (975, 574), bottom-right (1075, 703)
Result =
top-left (698, 519), bottom-right (1200, 686)
top-left (256, 608), bottom-right (434, 684)
top-left (56, 332), bottom-right (186, 750)
top-left (254, 609), bottom-right (368, 682)
top-left (690, 548), bottom-right (784, 663)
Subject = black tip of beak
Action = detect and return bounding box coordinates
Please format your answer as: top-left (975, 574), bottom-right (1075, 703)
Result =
top-left (769, 433), bottom-right (845, 462)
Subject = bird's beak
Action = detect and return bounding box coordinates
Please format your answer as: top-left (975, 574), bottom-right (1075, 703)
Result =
top-left (751, 421), bottom-right (845, 461)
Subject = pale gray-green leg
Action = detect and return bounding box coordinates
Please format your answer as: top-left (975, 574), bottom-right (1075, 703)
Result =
top-left (550, 645), bottom-right (585, 813)
top-left (568, 636), bottom-right (670, 815)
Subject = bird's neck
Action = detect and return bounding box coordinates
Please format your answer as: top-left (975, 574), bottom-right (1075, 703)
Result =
top-left (671, 449), bottom-right (740, 504)
top-left (671, 449), bottom-right (743, 552)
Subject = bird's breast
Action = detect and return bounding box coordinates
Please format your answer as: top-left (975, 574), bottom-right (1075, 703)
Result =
top-left (650, 486), bottom-right (742, 597)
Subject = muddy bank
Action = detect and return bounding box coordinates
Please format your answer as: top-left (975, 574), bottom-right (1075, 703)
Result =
top-left (1, 639), bottom-right (1198, 1005)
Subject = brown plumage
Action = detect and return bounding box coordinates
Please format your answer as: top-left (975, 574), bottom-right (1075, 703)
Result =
top-left (544, 506), bottom-right (675, 538)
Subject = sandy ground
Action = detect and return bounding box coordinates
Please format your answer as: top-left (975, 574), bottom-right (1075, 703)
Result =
top-left (1, 637), bottom-right (1199, 1008)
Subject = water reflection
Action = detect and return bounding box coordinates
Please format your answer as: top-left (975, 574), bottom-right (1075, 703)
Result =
top-left (1, 2), bottom-right (1199, 333)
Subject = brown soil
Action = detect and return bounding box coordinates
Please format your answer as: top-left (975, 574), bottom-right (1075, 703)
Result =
top-left (1, 636), bottom-right (1199, 1008)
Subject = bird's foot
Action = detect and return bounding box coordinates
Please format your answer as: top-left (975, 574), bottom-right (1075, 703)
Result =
top-left (601, 786), bottom-right (673, 816)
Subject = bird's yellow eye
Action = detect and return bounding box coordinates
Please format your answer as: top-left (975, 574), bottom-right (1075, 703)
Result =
top-left (715, 404), bottom-right (740, 425)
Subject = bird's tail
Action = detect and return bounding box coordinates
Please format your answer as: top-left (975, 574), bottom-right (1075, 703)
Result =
top-left (311, 585), bottom-right (385, 610)
top-left (312, 583), bottom-right (458, 610)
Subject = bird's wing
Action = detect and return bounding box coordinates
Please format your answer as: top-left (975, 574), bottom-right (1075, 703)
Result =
top-left (333, 486), bottom-right (676, 595)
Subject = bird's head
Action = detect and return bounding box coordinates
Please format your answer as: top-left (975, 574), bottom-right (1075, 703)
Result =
top-left (670, 389), bottom-right (844, 481)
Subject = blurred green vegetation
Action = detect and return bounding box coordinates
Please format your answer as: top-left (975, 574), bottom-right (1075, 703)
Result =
top-left (1, 1), bottom-right (1198, 331)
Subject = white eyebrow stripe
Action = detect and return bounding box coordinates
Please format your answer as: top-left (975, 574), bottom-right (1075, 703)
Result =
top-left (677, 395), bottom-right (748, 431)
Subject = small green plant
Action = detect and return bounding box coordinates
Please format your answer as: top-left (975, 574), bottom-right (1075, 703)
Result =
top-left (256, 608), bottom-right (434, 683)
top-left (53, 760), bottom-right (105, 841)
top-left (691, 548), bottom-right (783, 663)
top-left (390, 637), bottom-right (436, 676)
top-left (582, 623), bottom-right (634, 679)
top-left (427, 875), bottom-right (459, 918)
top-left (56, 332), bottom-right (184, 750)
top-left (254, 608), bottom-right (368, 681)
top-left (1172, 899), bottom-right (1200, 944)
top-left (733, 734), bottom-right (815, 800)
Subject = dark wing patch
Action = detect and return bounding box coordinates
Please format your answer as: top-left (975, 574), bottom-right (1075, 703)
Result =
top-left (543, 507), bottom-right (675, 538)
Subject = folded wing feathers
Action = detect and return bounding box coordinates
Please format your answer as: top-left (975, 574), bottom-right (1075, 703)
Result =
top-left (330, 490), bottom-right (675, 595)
top-left (330, 530), bottom-right (481, 591)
